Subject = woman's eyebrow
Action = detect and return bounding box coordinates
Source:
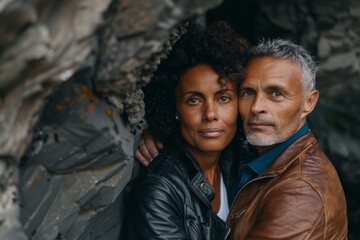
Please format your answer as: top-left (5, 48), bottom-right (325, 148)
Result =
top-left (217, 88), bottom-right (236, 94)
top-left (181, 91), bottom-right (203, 97)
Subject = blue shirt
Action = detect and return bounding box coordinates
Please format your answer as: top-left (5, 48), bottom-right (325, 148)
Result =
top-left (230, 122), bottom-right (310, 203)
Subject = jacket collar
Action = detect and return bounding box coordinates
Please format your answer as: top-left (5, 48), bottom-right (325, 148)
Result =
top-left (247, 122), bottom-right (310, 175)
top-left (261, 132), bottom-right (317, 176)
top-left (173, 132), bottom-right (237, 208)
top-left (175, 134), bottom-right (215, 208)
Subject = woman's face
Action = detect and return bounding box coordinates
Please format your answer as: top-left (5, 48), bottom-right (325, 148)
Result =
top-left (175, 64), bottom-right (238, 158)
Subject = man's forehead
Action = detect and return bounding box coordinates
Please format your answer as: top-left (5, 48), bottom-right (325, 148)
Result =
top-left (242, 57), bottom-right (303, 90)
top-left (246, 57), bottom-right (301, 77)
top-left (247, 56), bottom-right (299, 68)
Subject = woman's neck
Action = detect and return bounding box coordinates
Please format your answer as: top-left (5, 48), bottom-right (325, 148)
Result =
top-left (185, 146), bottom-right (222, 212)
top-left (186, 147), bottom-right (220, 185)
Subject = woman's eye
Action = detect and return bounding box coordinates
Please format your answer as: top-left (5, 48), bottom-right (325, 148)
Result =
top-left (187, 97), bottom-right (200, 104)
top-left (219, 96), bottom-right (231, 102)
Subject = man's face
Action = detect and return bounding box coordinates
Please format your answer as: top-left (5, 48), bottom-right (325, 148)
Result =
top-left (239, 56), bottom-right (317, 154)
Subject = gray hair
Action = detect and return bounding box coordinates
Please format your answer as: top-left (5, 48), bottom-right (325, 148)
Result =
top-left (248, 39), bottom-right (317, 92)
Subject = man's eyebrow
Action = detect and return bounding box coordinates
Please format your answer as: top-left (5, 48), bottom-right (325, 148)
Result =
top-left (239, 85), bottom-right (253, 90)
top-left (266, 84), bottom-right (286, 91)
top-left (265, 85), bottom-right (291, 95)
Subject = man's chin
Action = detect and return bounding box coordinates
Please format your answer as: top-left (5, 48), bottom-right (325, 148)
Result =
top-left (246, 135), bottom-right (277, 146)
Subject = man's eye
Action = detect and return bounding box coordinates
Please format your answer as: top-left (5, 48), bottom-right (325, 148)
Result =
top-left (273, 91), bottom-right (283, 97)
top-left (242, 89), bottom-right (254, 96)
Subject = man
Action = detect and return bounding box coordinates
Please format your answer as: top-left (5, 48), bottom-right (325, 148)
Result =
top-left (135, 39), bottom-right (348, 239)
top-left (225, 39), bottom-right (348, 239)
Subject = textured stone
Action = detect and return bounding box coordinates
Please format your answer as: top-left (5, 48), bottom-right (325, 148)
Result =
top-left (0, 0), bottom-right (112, 160)
top-left (94, 0), bottom-right (221, 127)
top-left (317, 35), bottom-right (353, 58)
top-left (0, 0), bottom-right (223, 238)
top-left (319, 51), bottom-right (359, 73)
top-left (19, 75), bottom-right (134, 239)
top-left (0, 159), bottom-right (27, 240)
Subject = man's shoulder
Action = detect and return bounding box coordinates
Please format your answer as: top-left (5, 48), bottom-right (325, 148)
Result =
top-left (300, 138), bottom-right (338, 176)
top-left (285, 137), bottom-right (345, 200)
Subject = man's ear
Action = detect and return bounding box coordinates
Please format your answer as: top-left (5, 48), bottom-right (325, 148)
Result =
top-left (301, 89), bottom-right (319, 118)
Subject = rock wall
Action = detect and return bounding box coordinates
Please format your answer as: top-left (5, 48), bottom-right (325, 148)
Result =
top-left (0, 1), bottom-right (112, 238)
top-left (0, 0), bottom-right (222, 239)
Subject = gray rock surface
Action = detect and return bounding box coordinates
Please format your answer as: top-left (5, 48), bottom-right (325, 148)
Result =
top-left (19, 76), bottom-right (134, 239)
top-left (0, 1), bottom-right (111, 238)
top-left (0, 0), bottom-right (222, 239)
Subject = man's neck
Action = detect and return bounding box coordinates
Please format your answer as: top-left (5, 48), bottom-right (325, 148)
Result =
top-left (256, 144), bottom-right (278, 155)
top-left (254, 122), bottom-right (309, 155)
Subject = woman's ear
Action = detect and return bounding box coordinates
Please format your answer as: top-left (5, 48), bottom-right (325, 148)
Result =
top-left (301, 89), bottom-right (319, 118)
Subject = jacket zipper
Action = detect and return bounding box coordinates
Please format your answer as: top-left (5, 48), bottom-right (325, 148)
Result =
top-left (229, 208), bottom-right (247, 220)
top-left (229, 173), bottom-right (278, 220)
top-left (224, 226), bottom-right (231, 239)
top-left (228, 136), bottom-right (315, 220)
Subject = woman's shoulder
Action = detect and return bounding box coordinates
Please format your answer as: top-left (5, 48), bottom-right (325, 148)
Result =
top-left (142, 146), bottom-right (186, 179)
top-left (131, 147), bottom-right (189, 199)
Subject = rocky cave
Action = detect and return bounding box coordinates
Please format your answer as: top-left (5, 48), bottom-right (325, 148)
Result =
top-left (0, 0), bottom-right (359, 239)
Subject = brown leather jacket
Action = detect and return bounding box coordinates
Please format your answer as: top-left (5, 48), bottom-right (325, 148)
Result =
top-left (227, 132), bottom-right (348, 239)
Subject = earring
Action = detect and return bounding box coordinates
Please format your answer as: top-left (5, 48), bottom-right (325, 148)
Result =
top-left (175, 114), bottom-right (179, 120)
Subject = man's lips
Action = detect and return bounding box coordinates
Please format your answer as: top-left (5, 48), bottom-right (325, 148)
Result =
top-left (247, 121), bottom-right (273, 129)
top-left (198, 128), bottom-right (224, 137)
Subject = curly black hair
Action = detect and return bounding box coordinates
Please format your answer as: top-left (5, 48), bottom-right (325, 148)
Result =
top-left (144, 21), bottom-right (249, 144)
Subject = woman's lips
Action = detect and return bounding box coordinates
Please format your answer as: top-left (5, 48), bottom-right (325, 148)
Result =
top-left (198, 129), bottom-right (224, 137)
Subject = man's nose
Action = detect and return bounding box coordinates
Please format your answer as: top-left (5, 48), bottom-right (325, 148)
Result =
top-left (250, 95), bottom-right (266, 114)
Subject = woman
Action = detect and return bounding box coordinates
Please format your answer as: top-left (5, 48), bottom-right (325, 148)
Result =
top-left (124, 21), bottom-right (248, 239)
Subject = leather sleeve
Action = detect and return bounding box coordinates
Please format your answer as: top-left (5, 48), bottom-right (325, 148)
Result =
top-left (124, 176), bottom-right (189, 240)
top-left (246, 179), bottom-right (325, 239)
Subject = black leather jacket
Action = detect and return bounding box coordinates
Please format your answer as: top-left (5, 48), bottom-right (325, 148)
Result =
top-left (123, 143), bottom-right (237, 240)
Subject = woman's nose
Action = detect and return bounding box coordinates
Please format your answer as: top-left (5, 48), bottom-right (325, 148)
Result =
top-left (202, 103), bottom-right (218, 121)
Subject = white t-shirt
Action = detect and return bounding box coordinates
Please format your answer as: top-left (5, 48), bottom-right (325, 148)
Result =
top-left (217, 173), bottom-right (229, 221)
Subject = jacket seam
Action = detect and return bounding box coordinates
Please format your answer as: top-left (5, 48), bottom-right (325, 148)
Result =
top-left (298, 153), bottom-right (328, 239)
top-left (261, 177), bottom-right (325, 239)
top-left (265, 139), bottom-right (316, 175)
